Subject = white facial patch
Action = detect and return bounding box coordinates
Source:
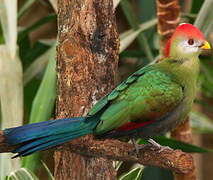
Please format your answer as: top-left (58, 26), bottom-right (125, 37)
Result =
top-left (178, 40), bottom-right (200, 54)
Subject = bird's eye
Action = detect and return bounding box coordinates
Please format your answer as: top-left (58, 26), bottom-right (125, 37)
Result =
top-left (187, 39), bottom-right (194, 45)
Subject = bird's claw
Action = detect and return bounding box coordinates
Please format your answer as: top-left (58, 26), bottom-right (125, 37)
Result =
top-left (147, 138), bottom-right (172, 152)
top-left (131, 138), bottom-right (172, 155)
top-left (131, 139), bottom-right (143, 155)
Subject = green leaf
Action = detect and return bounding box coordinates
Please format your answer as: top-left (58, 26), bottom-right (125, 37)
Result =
top-left (0, 22), bottom-right (5, 44)
top-left (18, 14), bottom-right (57, 43)
top-left (155, 136), bottom-right (212, 153)
top-left (18, 35), bottom-right (31, 65)
top-left (0, 0), bottom-right (17, 58)
top-left (41, 161), bottom-right (54, 180)
top-left (141, 166), bottom-right (173, 180)
top-left (21, 40), bottom-right (51, 70)
top-left (29, 45), bottom-right (56, 124)
top-left (24, 79), bottom-right (42, 123)
top-left (22, 45), bottom-right (56, 172)
top-left (181, 12), bottom-right (197, 19)
top-left (120, 50), bottom-right (145, 58)
top-left (191, 0), bottom-right (204, 14)
top-left (190, 111), bottom-right (213, 134)
top-left (6, 168), bottom-right (39, 180)
top-left (18, 0), bottom-right (36, 18)
top-left (200, 60), bottom-right (213, 97)
top-left (0, 45), bottom-right (23, 179)
top-left (23, 42), bottom-right (54, 85)
top-left (194, 0), bottom-right (213, 36)
top-left (120, 0), bottom-right (153, 63)
top-left (138, 136), bottom-right (212, 153)
top-left (0, 1), bottom-right (22, 178)
top-left (120, 19), bottom-right (157, 53)
top-left (0, 46), bottom-right (25, 128)
top-left (118, 166), bottom-right (143, 180)
top-left (137, 0), bottom-right (156, 41)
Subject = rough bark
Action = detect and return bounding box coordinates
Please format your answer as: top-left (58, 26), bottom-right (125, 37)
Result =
top-left (171, 118), bottom-right (196, 180)
top-left (171, 117), bottom-right (193, 143)
top-left (0, 131), bottom-right (17, 153)
top-left (55, 0), bottom-right (119, 179)
top-left (0, 132), bottom-right (195, 174)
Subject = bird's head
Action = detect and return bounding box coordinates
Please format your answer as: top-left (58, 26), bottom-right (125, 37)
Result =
top-left (164, 23), bottom-right (211, 58)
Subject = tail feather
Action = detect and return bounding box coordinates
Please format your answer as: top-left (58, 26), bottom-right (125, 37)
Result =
top-left (3, 117), bottom-right (98, 157)
top-left (4, 117), bottom-right (85, 145)
top-left (13, 133), bottom-right (85, 157)
top-left (13, 133), bottom-right (71, 153)
top-left (12, 125), bottom-right (92, 154)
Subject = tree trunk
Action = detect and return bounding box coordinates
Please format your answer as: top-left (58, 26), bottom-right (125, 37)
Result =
top-left (55, 0), bottom-right (119, 179)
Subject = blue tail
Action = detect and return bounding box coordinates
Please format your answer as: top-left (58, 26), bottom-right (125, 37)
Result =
top-left (3, 117), bottom-right (98, 157)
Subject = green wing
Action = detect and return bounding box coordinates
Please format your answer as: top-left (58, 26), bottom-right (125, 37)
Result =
top-left (93, 66), bottom-right (184, 135)
top-left (88, 66), bottom-right (152, 116)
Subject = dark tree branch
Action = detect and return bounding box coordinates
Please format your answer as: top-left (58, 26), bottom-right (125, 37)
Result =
top-left (0, 132), bottom-right (194, 174)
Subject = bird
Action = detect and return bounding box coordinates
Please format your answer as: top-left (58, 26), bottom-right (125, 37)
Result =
top-left (2, 23), bottom-right (211, 157)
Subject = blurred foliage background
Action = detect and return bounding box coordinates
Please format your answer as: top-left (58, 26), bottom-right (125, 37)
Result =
top-left (0, 0), bottom-right (213, 179)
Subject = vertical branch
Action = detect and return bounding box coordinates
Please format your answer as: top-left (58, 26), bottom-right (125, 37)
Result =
top-left (171, 117), bottom-right (193, 143)
top-left (171, 118), bottom-right (196, 180)
top-left (156, 0), bottom-right (180, 54)
top-left (156, 0), bottom-right (196, 180)
top-left (55, 0), bottom-right (119, 179)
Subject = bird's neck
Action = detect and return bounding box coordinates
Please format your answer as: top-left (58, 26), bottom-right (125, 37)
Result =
top-left (159, 56), bottom-right (200, 98)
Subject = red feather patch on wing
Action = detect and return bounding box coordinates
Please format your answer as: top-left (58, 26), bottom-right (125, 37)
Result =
top-left (116, 120), bottom-right (155, 131)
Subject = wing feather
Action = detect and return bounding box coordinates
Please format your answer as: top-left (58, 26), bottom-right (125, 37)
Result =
top-left (94, 69), bottom-right (184, 135)
top-left (88, 66), bottom-right (152, 116)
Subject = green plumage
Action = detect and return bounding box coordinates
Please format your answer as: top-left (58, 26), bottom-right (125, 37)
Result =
top-left (92, 56), bottom-right (199, 136)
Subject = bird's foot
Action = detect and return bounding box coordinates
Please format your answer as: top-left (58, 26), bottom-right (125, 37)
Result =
top-left (131, 138), bottom-right (172, 155)
top-left (131, 139), bottom-right (142, 155)
top-left (147, 138), bottom-right (172, 152)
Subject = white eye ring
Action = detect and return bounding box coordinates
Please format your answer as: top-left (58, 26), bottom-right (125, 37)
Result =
top-left (187, 39), bottom-right (194, 45)
top-left (178, 39), bottom-right (199, 54)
